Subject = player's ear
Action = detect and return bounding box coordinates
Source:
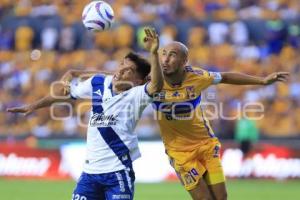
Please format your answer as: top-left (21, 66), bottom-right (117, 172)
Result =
top-left (145, 75), bottom-right (151, 82)
top-left (183, 56), bottom-right (188, 66)
top-left (141, 75), bottom-right (151, 84)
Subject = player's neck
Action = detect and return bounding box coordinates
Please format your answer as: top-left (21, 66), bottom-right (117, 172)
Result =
top-left (112, 83), bottom-right (132, 94)
top-left (165, 69), bottom-right (186, 87)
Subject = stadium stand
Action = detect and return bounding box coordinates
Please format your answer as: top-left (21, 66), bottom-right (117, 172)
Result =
top-left (0, 0), bottom-right (299, 139)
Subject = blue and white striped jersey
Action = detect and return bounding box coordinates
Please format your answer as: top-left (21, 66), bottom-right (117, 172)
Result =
top-left (70, 74), bottom-right (152, 174)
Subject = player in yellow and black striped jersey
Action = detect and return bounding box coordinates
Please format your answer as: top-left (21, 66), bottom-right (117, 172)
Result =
top-left (155, 41), bottom-right (289, 200)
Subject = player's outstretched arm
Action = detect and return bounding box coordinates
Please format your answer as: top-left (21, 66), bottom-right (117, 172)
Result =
top-left (7, 81), bottom-right (72, 116)
top-left (143, 27), bottom-right (164, 95)
top-left (220, 72), bottom-right (289, 85)
top-left (7, 68), bottom-right (109, 115)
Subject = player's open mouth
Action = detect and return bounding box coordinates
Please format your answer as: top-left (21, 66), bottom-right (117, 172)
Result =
top-left (163, 67), bottom-right (169, 71)
top-left (162, 64), bottom-right (169, 70)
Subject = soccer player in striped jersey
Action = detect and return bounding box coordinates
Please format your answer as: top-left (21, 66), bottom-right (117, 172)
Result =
top-left (7, 28), bottom-right (162, 200)
top-left (155, 41), bottom-right (289, 200)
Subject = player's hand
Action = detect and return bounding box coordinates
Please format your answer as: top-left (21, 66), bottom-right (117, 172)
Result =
top-left (143, 27), bottom-right (159, 54)
top-left (62, 81), bottom-right (71, 96)
top-left (7, 105), bottom-right (34, 116)
top-left (61, 70), bottom-right (73, 83)
top-left (263, 72), bottom-right (290, 85)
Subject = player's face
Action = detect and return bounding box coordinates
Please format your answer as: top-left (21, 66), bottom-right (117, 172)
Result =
top-left (160, 45), bottom-right (186, 76)
top-left (113, 58), bottom-right (142, 88)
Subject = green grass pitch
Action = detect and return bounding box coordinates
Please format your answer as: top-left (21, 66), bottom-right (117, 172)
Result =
top-left (0, 179), bottom-right (299, 200)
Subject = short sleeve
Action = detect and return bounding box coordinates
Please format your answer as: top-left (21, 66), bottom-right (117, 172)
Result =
top-left (144, 82), bottom-right (153, 98)
top-left (208, 71), bottom-right (222, 84)
top-left (130, 84), bottom-right (153, 110)
top-left (70, 77), bottom-right (93, 99)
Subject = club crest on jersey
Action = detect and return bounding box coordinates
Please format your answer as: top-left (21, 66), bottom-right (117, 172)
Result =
top-left (172, 91), bottom-right (180, 97)
top-left (186, 86), bottom-right (196, 99)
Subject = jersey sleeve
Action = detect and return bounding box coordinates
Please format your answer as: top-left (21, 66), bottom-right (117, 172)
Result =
top-left (199, 70), bottom-right (222, 85)
top-left (130, 83), bottom-right (153, 112)
top-left (208, 71), bottom-right (222, 84)
top-left (70, 77), bottom-right (93, 99)
top-left (136, 83), bottom-right (153, 104)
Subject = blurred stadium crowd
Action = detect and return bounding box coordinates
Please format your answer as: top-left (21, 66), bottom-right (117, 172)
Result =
top-left (0, 0), bottom-right (300, 140)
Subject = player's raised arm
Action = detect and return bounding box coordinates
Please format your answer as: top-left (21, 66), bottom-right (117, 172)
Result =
top-left (143, 27), bottom-right (164, 95)
top-left (7, 68), bottom-right (103, 115)
top-left (219, 71), bottom-right (289, 85)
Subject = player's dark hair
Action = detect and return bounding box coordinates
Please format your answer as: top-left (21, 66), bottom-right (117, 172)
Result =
top-left (125, 52), bottom-right (151, 80)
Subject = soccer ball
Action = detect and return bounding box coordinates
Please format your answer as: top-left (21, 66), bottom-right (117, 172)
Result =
top-left (82, 1), bottom-right (114, 31)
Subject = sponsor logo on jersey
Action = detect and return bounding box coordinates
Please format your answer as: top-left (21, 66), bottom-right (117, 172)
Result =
top-left (186, 86), bottom-right (196, 99)
top-left (90, 113), bottom-right (118, 127)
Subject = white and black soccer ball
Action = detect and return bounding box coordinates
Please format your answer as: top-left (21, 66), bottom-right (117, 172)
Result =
top-left (82, 1), bottom-right (114, 31)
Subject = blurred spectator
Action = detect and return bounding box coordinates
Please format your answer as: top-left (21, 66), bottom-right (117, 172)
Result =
top-left (208, 22), bottom-right (229, 45)
top-left (114, 24), bottom-right (134, 48)
top-left (63, 116), bottom-right (79, 137)
top-left (0, 28), bottom-right (14, 50)
top-left (230, 20), bottom-right (249, 46)
top-left (59, 26), bottom-right (75, 51)
top-left (30, 3), bottom-right (57, 17)
top-left (95, 30), bottom-right (115, 50)
top-left (159, 25), bottom-right (177, 47)
top-left (287, 23), bottom-right (300, 49)
top-left (265, 19), bottom-right (285, 54)
top-left (15, 26), bottom-right (34, 51)
top-left (236, 43), bottom-right (260, 60)
top-left (235, 117), bottom-right (259, 157)
top-left (41, 27), bottom-right (58, 50)
top-left (0, 0), bottom-right (299, 139)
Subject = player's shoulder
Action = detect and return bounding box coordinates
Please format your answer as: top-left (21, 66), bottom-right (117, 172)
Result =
top-left (91, 74), bottom-right (112, 85)
top-left (128, 83), bottom-right (146, 93)
top-left (127, 83), bottom-right (153, 99)
top-left (185, 66), bottom-right (209, 78)
top-left (185, 66), bottom-right (222, 85)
